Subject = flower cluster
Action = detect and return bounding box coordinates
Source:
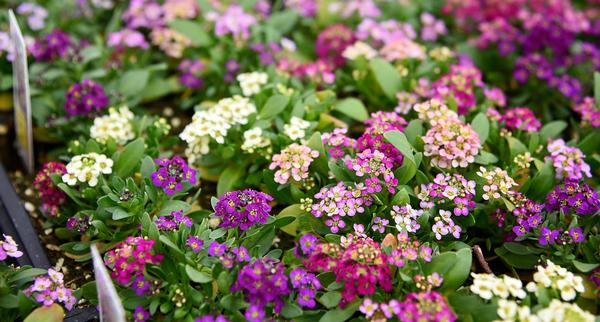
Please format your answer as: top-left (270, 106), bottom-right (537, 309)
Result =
top-left (418, 173), bottom-right (476, 216)
top-left (310, 182), bottom-right (373, 233)
top-left (423, 118), bottom-right (481, 169)
top-left (500, 107), bottom-right (542, 133)
top-left (232, 258), bottom-right (290, 322)
top-left (470, 273), bottom-right (527, 300)
top-left (62, 153), bottom-right (113, 187)
top-left (360, 291), bottom-right (456, 322)
top-left (477, 166), bottom-right (518, 200)
top-left (178, 59), bottom-right (205, 89)
top-left (241, 127), bottom-right (271, 153)
top-left (345, 149), bottom-right (398, 193)
top-left (420, 12), bottom-right (447, 42)
top-left (105, 236), bottom-right (163, 285)
top-left (210, 5), bottom-right (257, 41)
top-left (284, 116), bottom-right (310, 141)
top-left (387, 232), bottom-right (433, 267)
top-left (151, 156), bottom-right (197, 195)
top-left (214, 189), bottom-right (273, 230)
top-left (25, 269), bottom-right (76, 310)
top-left (432, 210), bottom-right (462, 240)
top-left (64, 80), bottom-right (109, 117)
top-left (509, 196), bottom-right (545, 238)
top-left (573, 97), bottom-right (600, 128)
top-left (546, 139), bottom-right (592, 181)
top-left (155, 210), bottom-right (193, 231)
top-left (546, 180), bottom-right (599, 215)
top-left (277, 57), bottom-right (336, 84)
top-left (380, 38), bottom-right (426, 62)
top-left (269, 143), bottom-right (319, 185)
top-left (390, 205), bottom-right (423, 233)
top-left (342, 41), bottom-right (377, 61)
top-left (305, 236), bottom-right (392, 305)
top-left (150, 28), bottom-right (191, 58)
top-left (357, 111), bottom-right (407, 164)
top-left (0, 234), bottom-right (23, 260)
top-left (195, 315), bottom-right (229, 322)
top-left (430, 65), bottom-right (485, 115)
top-left (207, 242), bottom-right (250, 269)
top-left (90, 106), bottom-right (135, 145)
top-left (533, 261), bottom-right (585, 301)
top-left (237, 72), bottom-right (268, 96)
top-left (413, 99), bottom-right (458, 126)
top-left (30, 29), bottom-right (72, 61)
top-left (180, 95), bottom-right (256, 162)
top-left (289, 268), bottom-right (321, 308)
top-left (355, 18), bottom-right (415, 46)
top-left (17, 3), bottom-right (48, 30)
top-left (315, 24), bottom-right (355, 66)
top-left (33, 162), bottom-right (67, 217)
top-left (321, 128), bottom-right (356, 158)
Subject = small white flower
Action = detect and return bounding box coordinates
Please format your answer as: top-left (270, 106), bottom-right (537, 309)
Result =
top-left (342, 41), bottom-right (377, 60)
top-left (237, 72), bottom-right (268, 96)
top-left (497, 299), bottom-right (518, 320)
top-left (284, 116), bottom-right (310, 140)
top-left (90, 106), bottom-right (135, 145)
top-left (62, 153), bottom-right (112, 186)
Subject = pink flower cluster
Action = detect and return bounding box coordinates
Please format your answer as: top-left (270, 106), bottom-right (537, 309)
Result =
top-left (345, 149), bottom-right (398, 193)
top-left (0, 234), bottom-right (23, 260)
top-left (420, 12), bottom-right (447, 41)
top-left (310, 182), bottom-right (374, 233)
top-left (105, 237), bottom-right (163, 285)
top-left (277, 58), bottom-right (336, 85)
top-left (423, 118), bottom-right (481, 169)
top-left (432, 210), bottom-right (462, 240)
top-left (33, 161), bottom-right (67, 217)
top-left (500, 107), bottom-right (541, 133)
top-left (357, 111), bottom-right (407, 165)
top-left (573, 97), bottom-right (600, 127)
top-left (315, 24), bottom-right (355, 67)
top-left (359, 290), bottom-right (455, 322)
top-left (304, 236), bottom-right (392, 305)
top-left (546, 139), bottom-right (592, 181)
top-left (431, 64), bottom-right (485, 115)
top-left (25, 269), bottom-right (76, 311)
top-left (387, 232), bottom-right (433, 267)
top-left (417, 173), bottom-right (476, 216)
top-left (211, 5), bottom-right (257, 40)
top-left (322, 128), bottom-right (357, 158)
top-left (269, 143), bottom-right (319, 185)
top-left (356, 19), bottom-right (416, 47)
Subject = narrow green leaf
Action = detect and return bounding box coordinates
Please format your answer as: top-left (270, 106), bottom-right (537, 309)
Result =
top-left (114, 138), bottom-right (145, 178)
top-left (259, 95), bottom-right (290, 120)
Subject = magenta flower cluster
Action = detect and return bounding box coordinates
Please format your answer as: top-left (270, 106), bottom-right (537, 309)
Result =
top-left (417, 173), bottom-right (476, 216)
top-left (573, 97), bottom-right (600, 128)
top-left (289, 268), bottom-right (321, 308)
top-left (31, 29), bottom-right (72, 61)
top-left (64, 80), bottom-right (109, 117)
top-left (321, 128), bottom-right (357, 158)
top-left (195, 315), bottom-right (229, 322)
top-left (232, 258), bottom-right (290, 322)
top-left (207, 241), bottom-right (250, 269)
top-left (546, 139), bottom-right (592, 181)
top-left (105, 236), bottom-right (163, 285)
top-left (315, 23), bottom-right (355, 67)
top-left (25, 269), bottom-right (76, 311)
top-left (388, 232), bottom-right (433, 267)
top-left (33, 162), bottom-right (67, 217)
top-left (357, 111), bottom-right (407, 165)
top-left (155, 210), bottom-right (193, 231)
top-left (269, 143), bottom-right (319, 185)
top-left (430, 65), bottom-right (484, 115)
top-left (345, 149), bottom-right (398, 193)
top-left (500, 107), bottom-right (542, 133)
top-left (422, 118), bottom-right (481, 169)
top-left (151, 156), bottom-right (197, 195)
top-left (0, 234), bottom-right (23, 260)
top-left (311, 182), bottom-right (373, 233)
top-left (178, 59), bottom-right (205, 89)
top-left (214, 189), bottom-right (273, 230)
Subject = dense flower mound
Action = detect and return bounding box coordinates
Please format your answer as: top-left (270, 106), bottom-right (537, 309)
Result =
top-left (25, 269), bottom-right (76, 310)
top-left (214, 189), bottom-right (273, 230)
top-left (305, 236), bottom-right (392, 305)
top-left (315, 24), bottom-right (355, 67)
top-left (423, 118), bottom-right (481, 169)
top-left (546, 180), bottom-right (599, 215)
top-left (269, 143), bottom-right (319, 185)
top-left (151, 156), bottom-right (197, 195)
top-left (500, 107), bottom-right (542, 133)
top-left (64, 80), bottom-right (109, 116)
top-left (345, 149), bottom-right (398, 193)
top-left (33, 161), bottom-right (67, 217)
top-left (90, 106), bottom-right (135, 144)
top-left (105, 237), bottom-right (163, 285)
top-left (30, 28), bottom-right (72, 61)
top-left (430, 64), bottom-right (484, 115)
top-left (357, 111), bottom-right (407, 164)
top-left (546, 139), bottom-right (592, 181)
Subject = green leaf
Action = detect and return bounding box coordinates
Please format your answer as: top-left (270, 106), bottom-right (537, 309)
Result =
top-left (522, 161), bottom-right (554, 200)
top-left (185, 265), bottom-right (212, 283)
top-left (319, 291), bottom-right (341, 309)
top-left (107, 207), bottom-right (134, 220)
top-left (119, 70), bottom-right (150, 97)
top-left (9, 268), bottom-right (47, 284)
top-left (475, 151), bottom-right (499, 165)
top-left (259, 95), bottom-right (290, 120)
top-left (573, 260), bottom-right (600, 273)
top-left (384, 130), bottom-right (414, 162)
top-left (307, 132), bottom-right (328, 175)
top-left (319, 300), bottom-right (360, 322)
top-left (404, 120), bottom-right (423, 146)
top-left (471, 113), bottom-right (490, 144)
top-left (369, 58), bottom-right (402, 99)
top-left (168, 19), bottom-right (211, 46)
top-left (140, 155), bottom-right (156, 179)
top-left (217, 164), bottom-right (244, 195)
top-left (424, 248), bottom-right (472, 292)
top-left (0, 294), bottom-right (19, 308)
top-left (448, 293), bottom-right (498, 322)
top-left (506, 137), bottom-right (527, 159)
top-left (266, 10), bottom-right (299, 35)
top-left (333, 98), bottom-right (369, 121)
top-left (495, 246), bottom-right (538, 269)
top-left (540, 121), bottom-right (567, 141)
top-left (158, 200), bottom-right (191, 216)
top-left (114, 138), bottom-right (145, 178)
top-left (24, 304), bottom-right (64, 322)
top-left (281, 303), bottom-right (303, 319)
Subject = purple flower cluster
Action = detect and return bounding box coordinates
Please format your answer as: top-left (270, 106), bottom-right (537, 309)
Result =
top-left (33, 162), bottom-right (67, 217)
top-left (30, 29), bottom-right (72, 61)
top-left (420, 12), bottom-right (447, 41)
top-left (25, 269), bottom-right (76, 311)
top-left (357, 111), bottom-right (407, 165)
top-left (232, 258), bottom-right (290, 322)
top-left (315, 24), bottom-right (355, 67)
top-left (123, 0), bottom-right (165, 29)
top-left (0, 234), bottom-right (23, 260)
top-left (500, 107), bottom-right (542, 133)
top-left (539, 226), bottom-right (585, 246)
top-left (290, 268), bottom-right (321, 308)
top-left (393, 291), bottom-right (456, 322)
top-left (321, 128), bottom-right (357, 158)
top-left (214, 189), bottom-right (273, 230)
top-left (16, 3), bottom-right (47, 30)
top-left (250, 42), bottom-right (282, 65)
top-left (66, 215), bottom-right (90, 233)
top-left (207, 241), bottom-right (250, 269)
top-left (178, 59), bottom-right (205, 89)
top-left (211, 5), bottom-right (257, 41)
top-left (546, 139), bottom-right (592, 181)
top-left (355, 19), bottom-right (416, 47)
top-left (107, 29), bottom-right (149, 49)
top-left (151, 156), bottom-right (197, 195)
top-left (510, 196), bottom-right (545, 238)
top-left (546, 180), bottom-right (599, 215)
top-left (284, 0), bottom-right (316, 17)
top-left (311, 182), bottom-right (373, 233)
top-left (155, 210), bottom-right (193, 231)
top-left (417, 173), bottom-right (476, 216)
top-left (514, 54), bottom-right (583, 99)
top-left (345, 149), bottom-right (398, 194)
top-left (64, 80), bottom-right (109, 117)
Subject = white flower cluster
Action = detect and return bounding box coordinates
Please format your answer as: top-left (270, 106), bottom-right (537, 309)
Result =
top-left (180, 96), bottom-right (256, 163)
top-left (284, 116), bottom-right (311, 140)
top-left (62, 153), bottom-right (113, 187)
top-left (90, 106), bottom-right (135, 145)
top-left (470, 261), bottom-right (592, 322)
top-left (342, 41), bottom-right (377, 60)
top-left (241, 127), bottom-right (271, 153)
top-left (237, 72), bottom-right (268, 96)
top-left (530, 260), bottom-right (585, 301)
top-left (476, 166), bottom-right (518, 200)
